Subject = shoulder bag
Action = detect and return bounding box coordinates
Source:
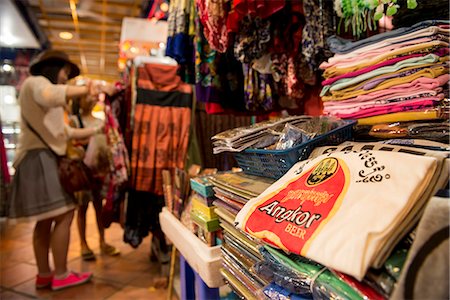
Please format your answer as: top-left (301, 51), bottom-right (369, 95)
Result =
top-left (22, 115), bottom-right (92, 194)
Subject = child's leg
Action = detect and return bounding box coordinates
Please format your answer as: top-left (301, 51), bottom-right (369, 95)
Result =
top-left (33, 218), bottom-right (53, 275)
top-left (92, 192), bottom-right (119, 256)
top-left (51, 210), bottom-right (74, 276)
top-left (77, 202), bottom-right (90, 252)
top-left (92, 197), bottom-right (105, 245)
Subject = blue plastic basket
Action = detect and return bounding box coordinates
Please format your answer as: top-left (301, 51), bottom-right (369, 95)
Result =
top-left (233, 120), bottom-right (356, 179)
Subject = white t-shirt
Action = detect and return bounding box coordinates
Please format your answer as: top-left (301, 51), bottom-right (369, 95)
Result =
top-left (235, 150), bottom-right (438, 280)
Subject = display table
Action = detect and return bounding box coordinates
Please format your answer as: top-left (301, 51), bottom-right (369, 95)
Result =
top-left (159, 207), bottom-right (223, 299)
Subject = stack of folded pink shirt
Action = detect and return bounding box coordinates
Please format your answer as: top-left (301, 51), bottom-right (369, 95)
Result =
top-left (320, 20), bottom-right (449, 121)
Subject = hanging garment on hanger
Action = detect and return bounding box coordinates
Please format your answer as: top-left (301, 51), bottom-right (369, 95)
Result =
top-left (101, 102), bottom-right (130, 228)
top-left (133, 55), bottom-right (178, 67)
top-left (0, 128), bottom-right (10, 217)
top-left (125, 63), bottom-right (192, 248)
top-left (300, 0), bottom-right (335, 84)
top-left (130, 63), bottom-right (192, 195)
top-left (196, 0), bottom-right (230, 53)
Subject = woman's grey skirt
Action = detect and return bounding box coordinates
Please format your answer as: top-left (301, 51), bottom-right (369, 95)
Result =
top-left (7, 149), bottom-right (75, 222)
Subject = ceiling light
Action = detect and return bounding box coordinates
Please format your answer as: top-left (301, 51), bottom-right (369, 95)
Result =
top-left (59, 31), bottom-right (73, 40)
top-left (2, 63), bottom-right (13, 72)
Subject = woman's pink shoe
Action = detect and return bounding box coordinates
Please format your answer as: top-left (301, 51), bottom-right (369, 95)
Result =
top-left (51, 271), bottom-right (93, 291)
top-left (36, 274), bottom-right (53, 289)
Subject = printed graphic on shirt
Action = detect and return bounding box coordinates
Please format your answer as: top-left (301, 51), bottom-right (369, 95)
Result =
top-left (242, 157), bottom-right (350, 254)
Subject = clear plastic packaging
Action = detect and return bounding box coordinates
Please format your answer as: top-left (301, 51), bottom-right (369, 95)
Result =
top-left (256, 246), bottom-right (372, 300)
top-left (262, 283), bottom-right (313, 300)
top-left (212, 115), bottom-right (349, 153)
top-left (407, 122), bottom-right (450, 141)
top-left (275, 124), bottom-right (312, 150)
top-left (368, 121), bottom-right (450, 142)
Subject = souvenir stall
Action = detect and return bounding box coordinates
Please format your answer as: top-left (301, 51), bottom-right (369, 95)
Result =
top-left (116, 1), bottom-right (449, 299)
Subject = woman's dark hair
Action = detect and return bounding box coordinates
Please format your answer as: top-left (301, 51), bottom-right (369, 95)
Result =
top-left (38, 60), bottom-right (66, 84)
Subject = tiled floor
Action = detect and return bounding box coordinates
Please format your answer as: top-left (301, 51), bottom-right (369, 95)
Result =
top-left (0, 208), bottom-right (177, 299)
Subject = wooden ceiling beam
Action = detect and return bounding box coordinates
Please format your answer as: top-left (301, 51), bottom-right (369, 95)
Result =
top-left (72, 64), bottom-right (119, 69)
top-left (39, 18), bottom-right (122, 32)
top-left (37, 8), bottom-right (129, 20)
top-left (65, 52), bottom-right (118, 57)
top-left (68, 0), bottom-right (88, 73)
top-left (87, 1), bottom-right (141, 9)
top-left (37, 15), bottom-right (122, 27)
top-left (49, 37), bottom-right (118, 44)
top-left (67, 51), bottom-right (118, 57)
top-left (52, 46), bottom-right (118, 54)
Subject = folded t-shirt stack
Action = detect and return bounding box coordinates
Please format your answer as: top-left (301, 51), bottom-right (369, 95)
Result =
top-left (235, 146), bottom-right (448, 280)
top-left (210, 171), bottom-right (385, 299)
top-left (320, 20), bottom-right (449, 124)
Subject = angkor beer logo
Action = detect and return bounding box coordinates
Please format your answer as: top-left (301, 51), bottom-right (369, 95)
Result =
top-left (306, 158), bottom-right (338, 186)
top-left (242, 156), bottom-right (348, 255)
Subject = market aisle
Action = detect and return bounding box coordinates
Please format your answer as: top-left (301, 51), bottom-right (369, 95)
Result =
top-left (0, 208), bottom-right (174, 299)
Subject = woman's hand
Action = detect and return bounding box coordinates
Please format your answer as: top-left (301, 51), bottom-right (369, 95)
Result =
top-left (93, 124), bottom-right (105, 135)
top-left (100, 82), bottom-right (117, 96)
top-left (88, 79), bottom-right (102, 98)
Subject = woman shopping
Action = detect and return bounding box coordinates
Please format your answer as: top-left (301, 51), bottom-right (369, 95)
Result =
top-left (7, 49), bottom-right (111, 291)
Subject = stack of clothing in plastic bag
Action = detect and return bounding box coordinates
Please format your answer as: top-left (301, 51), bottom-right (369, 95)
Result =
top-left (320, 20), bottom-right (449, 142)
top-left (206, 172), bottom-right (273, 298)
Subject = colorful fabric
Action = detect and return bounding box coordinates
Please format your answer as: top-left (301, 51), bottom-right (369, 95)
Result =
top-left (227, 0), bottom-right (285, 33)
top-left (322, 50), bottom-right (447, 86)
top-left (195, 14), bottom-right (217, 93)
top-left (357, 110), bottom-right (441, 125)
top-left (0, 129), bottom-right (10, 184)
top-left (131, 64), bottom-right (192, 195)
top-left (234, 16), bottom-right (271, 64)
top-left (243, 63), bottom-right (273, 111)
top-left (324, 90), bottom-right (443, 109)
top-left (322, 65), bottom-right (448, 101)
top-left (300, 0), bottom-right (334, 80)
top-left (102, 102), bottom-right (129, 227)
top-left (166, 0), bottom-right (194, 64)
top-left (322, 30), bottom-right (449, 69)
top-left (327, 20), bottom-right (449, 54)
top-left (0, 128), bottom-right (10, 217)
top-left (196, 0), bottom-right (229, 53)
top-left (323, 54), bottom-right (441, 93)
top-left (324, 41), bottom-right (449, 78)
top-left (345, 74), bottom-right (449, 104)
top-left (329, 99), bottom-right (440, 119)
top-left (234, 0), bottom-right (285, 19)
top-left (324, 60), bottom-right (448, 96)
top-left (131, 104), bottom-right (191, 195)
